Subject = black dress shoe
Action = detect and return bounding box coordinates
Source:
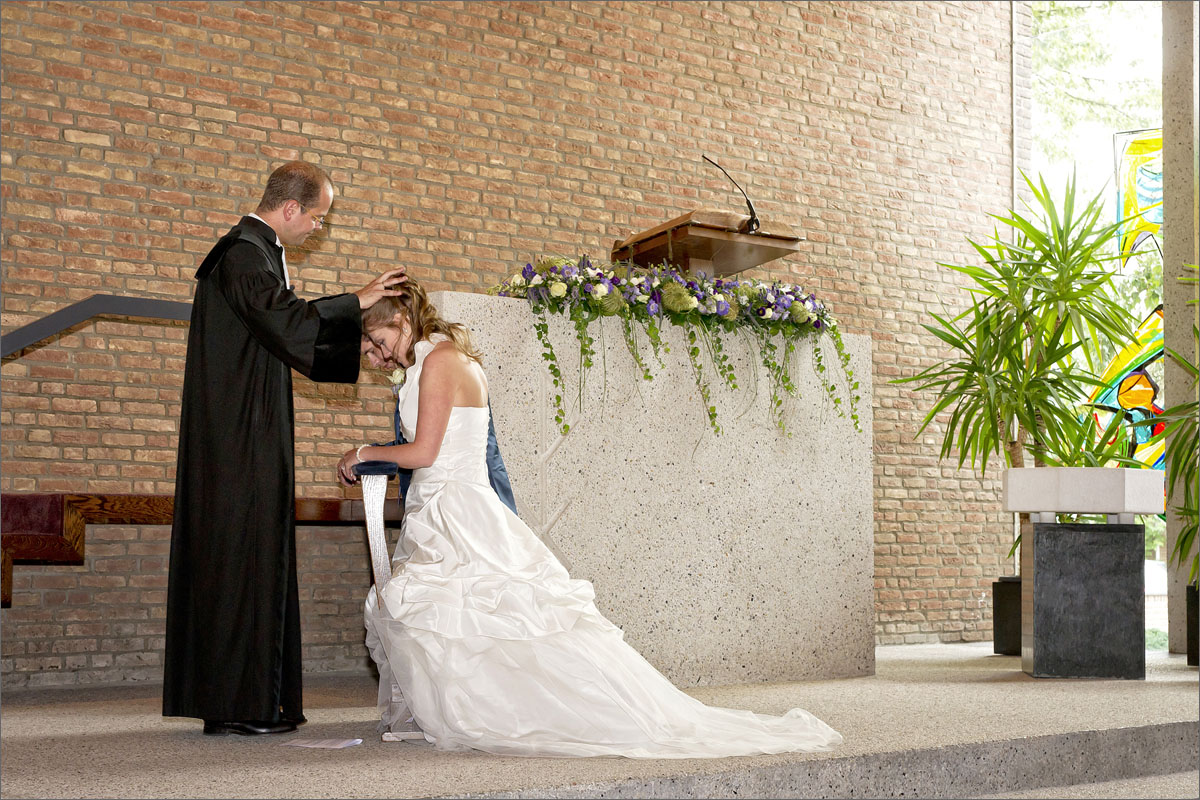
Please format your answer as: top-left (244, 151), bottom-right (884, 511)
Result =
top-left (281, 713), bottom-right (307, 725)
top-left (203, 720), bottom-right (297, 736)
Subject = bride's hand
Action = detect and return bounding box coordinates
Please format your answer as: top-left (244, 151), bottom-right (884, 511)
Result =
top-left (337, 448), bottom-right (360, 486)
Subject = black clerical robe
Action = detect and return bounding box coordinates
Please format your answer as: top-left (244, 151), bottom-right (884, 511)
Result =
top-left (164, 217), bottom-right (361, 722)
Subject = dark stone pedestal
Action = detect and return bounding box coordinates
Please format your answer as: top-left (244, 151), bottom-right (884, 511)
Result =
top-left (992, 576), bottom-right (1021, 656)
top-left (1188, 584), bottom-right (1198, 667)
top-left (1021, 522), bottom-right (1145, 679)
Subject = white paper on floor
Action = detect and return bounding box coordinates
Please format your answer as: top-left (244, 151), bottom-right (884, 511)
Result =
top-left (282, 738), bottom-right (363, 749)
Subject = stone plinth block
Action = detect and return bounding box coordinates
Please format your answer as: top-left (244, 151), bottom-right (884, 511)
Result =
top-left (430, 292), bottom-right (874, 686)
top-left (1003, 467), bottom-right (1164, 515)
top-left (1021, 522), bottom-right (1145, 679)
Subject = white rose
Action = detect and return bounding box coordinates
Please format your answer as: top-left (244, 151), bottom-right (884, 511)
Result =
top-left (511, 274), bottom-right (526, 287)
top-left (686, 296), bottom-right (699, 310)
top-left (592, 283), bottom-right (609, 296)
top-left (549, 281), bottom-right (567, 298)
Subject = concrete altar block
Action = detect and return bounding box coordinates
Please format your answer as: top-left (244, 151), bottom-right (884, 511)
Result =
top-left (1003, 467), bottom-right (1164, 516)
top-left (431, 292), bottom-right (874, 685)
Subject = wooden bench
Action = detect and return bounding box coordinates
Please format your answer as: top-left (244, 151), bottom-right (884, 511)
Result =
top-left (0, 493), bottom-right (403, 607)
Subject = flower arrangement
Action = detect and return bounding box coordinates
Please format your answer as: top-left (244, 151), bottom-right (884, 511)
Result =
top-left (489, 255), bottom-right (861, 436)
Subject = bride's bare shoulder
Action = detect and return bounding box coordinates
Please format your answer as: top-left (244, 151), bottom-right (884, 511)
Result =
top-left (421, 340), bottom-right (473, 376)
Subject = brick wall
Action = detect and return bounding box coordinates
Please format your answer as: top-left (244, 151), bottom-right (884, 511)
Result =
top-left (1, 0), bottom-right (1031, 686)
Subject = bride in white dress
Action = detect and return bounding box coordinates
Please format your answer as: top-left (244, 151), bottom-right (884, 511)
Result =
top-left (338, 283), bottom-right (841, 758)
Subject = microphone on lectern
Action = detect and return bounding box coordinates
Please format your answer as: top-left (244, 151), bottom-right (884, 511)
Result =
top-left (702, 155), bottom-right (760, 234)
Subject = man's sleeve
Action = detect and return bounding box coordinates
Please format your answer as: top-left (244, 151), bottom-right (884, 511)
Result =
top-left (214, 242), bottom-right (361, 383)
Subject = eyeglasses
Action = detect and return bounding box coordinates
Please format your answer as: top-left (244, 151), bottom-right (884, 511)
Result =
top-left (298, 202), bottom-right (329, 228)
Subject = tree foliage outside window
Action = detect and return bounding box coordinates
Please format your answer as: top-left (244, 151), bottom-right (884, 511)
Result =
top-left (1033, 1), bottom-right (1163, 368)
top-left (1032, 1), bottom-right (1160, 164)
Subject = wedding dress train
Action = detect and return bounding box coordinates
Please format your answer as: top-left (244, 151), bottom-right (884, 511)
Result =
top-left (363, 338), bottom-right (841, 758)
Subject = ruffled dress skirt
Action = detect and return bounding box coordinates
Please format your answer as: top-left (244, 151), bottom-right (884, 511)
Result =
top-left (364, 404), bottom-right (841, 759)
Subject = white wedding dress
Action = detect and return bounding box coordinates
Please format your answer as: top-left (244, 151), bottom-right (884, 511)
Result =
top-left (363, 337), bottom-right (842, 758)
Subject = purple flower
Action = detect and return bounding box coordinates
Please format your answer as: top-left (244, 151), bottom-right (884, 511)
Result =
top-left (522, 263), bottom-right (535, 280)
top-left (716, 300), bottom-right (730, 316)
top-left (583, 283), bottom-right (594, 294)
top-left (813, 318), bottom-right (822, 329)
top-left (647, 299), bottom-right (661, 316)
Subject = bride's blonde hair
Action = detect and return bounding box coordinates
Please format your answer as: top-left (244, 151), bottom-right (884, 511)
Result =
top-left (362, 280), bottom-right (482, 367)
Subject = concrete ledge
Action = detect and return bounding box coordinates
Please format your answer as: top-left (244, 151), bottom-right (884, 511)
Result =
top-left (1002, 467), bottom-right (1164, 515)
top-left (470, 723), bottom-right (1198, 799)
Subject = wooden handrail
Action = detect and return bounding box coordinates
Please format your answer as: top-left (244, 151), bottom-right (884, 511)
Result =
top-left (0, 493), bottom-right (402, 607)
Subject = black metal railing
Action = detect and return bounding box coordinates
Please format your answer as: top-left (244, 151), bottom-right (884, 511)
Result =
top-left (1, 294), bottom-right (192, 358)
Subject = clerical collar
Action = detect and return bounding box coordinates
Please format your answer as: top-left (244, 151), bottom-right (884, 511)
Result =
top-left (247, 212), bottom-right (291, 289)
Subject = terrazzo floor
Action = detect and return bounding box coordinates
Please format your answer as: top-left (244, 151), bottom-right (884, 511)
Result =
top-left (1, 642), bottom-right (1196, 799)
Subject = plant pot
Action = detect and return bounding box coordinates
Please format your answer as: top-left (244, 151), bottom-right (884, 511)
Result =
top-left (1188, 583), bottom-right (1198, 667)
top-left (992, 576), bottom-right (1021, 655)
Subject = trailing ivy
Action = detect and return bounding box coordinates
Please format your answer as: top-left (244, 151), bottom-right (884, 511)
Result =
top-left (491, 256), bottom-right (862, 436)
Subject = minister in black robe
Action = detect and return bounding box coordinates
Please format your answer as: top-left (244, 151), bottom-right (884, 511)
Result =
top-left (164, 161), bottom-right (403, 733)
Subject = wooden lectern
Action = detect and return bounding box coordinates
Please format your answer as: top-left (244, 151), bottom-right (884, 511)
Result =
top-left (610, 209), bottom-right (804, 277)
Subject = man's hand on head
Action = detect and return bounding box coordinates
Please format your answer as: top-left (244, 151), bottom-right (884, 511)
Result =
top-left (356, 267), bottom-right (408, 309)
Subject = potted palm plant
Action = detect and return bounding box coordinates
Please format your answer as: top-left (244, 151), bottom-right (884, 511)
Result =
top-left (1150, 283), bottom-right (1198, 665)
top-left (896, 171), bottom-right (1137, 657)
top-left (1159, 365), bottom-right (1199, 666)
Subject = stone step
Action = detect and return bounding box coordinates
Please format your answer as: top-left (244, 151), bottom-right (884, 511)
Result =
top-left (464, 721), bottom-right (1196, 798)
top-left (975, 770), bottom-right (1199, 800)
